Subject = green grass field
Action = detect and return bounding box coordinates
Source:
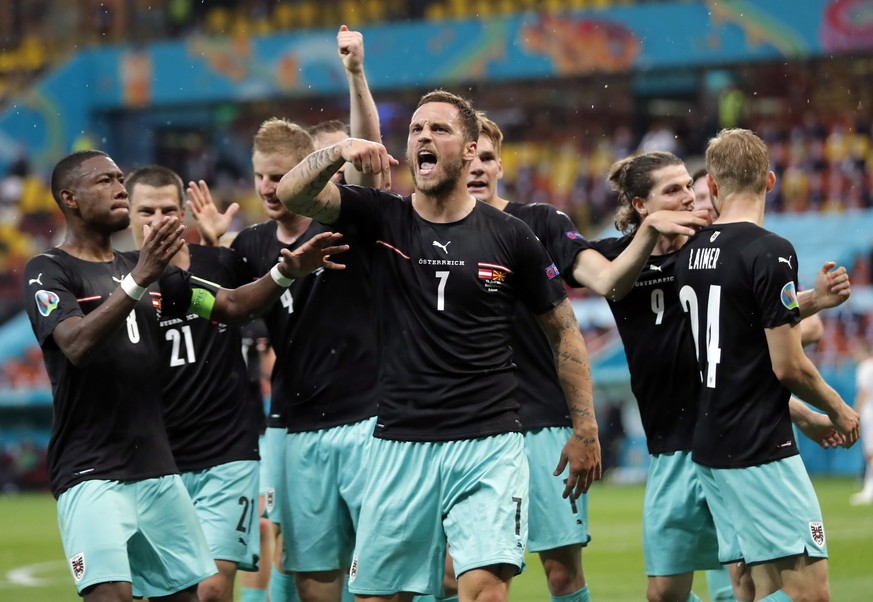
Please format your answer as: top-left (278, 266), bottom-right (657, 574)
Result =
top-left (0, 478), bottom-right (870, 601)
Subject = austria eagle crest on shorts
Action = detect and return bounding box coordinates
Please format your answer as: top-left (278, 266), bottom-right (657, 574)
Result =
top-left (809, 521), bottom-right (825, 547)
top-left (70, 552), bottom-right (85, 581)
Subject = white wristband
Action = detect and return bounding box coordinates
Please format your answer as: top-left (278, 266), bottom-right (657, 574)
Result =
top-left (120, 273), bottom-right (146, 301)
top-left (270, 264), bottom-right (295, 288)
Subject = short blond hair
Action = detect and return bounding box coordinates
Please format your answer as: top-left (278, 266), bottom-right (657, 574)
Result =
top-left (477, 113), bottom-right (503, 157)
top-left (705, 128), bottom-right (770, 197)
top-left (253, 118), bottom-right (314, 164)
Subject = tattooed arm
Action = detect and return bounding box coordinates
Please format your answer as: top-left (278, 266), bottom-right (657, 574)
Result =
top-left (277, 138), bottom-right (396, 225)
top-left (536, 298), bottom-right (603, 499)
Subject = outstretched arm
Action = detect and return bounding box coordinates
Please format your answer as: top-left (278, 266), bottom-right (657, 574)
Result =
top-left (536, 299), bottom-right (602, 499)
top-left (210, 232), bottom-right (348, 324)
top-left (277, 139), bottom-right (397, 224)
top-left (337, 25), bottom-right (385, 188)
top-left (573, 209), bottom-right (710, 301)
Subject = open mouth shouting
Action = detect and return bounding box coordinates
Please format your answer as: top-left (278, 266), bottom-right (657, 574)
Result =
top-left (417, 149), bottom-right (438, 177)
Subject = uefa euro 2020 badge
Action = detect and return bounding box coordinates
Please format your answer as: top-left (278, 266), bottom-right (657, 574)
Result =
top-left (35, 290), bottom-right (60, 317)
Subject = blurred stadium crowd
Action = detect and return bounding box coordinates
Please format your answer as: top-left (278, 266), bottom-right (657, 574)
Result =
top-left (1, 0), bottom-right (872, 490)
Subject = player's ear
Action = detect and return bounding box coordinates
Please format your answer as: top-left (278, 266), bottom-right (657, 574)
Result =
top-left (59, 189), bottom-right (78, 211)
top-left (706, 174), bottom-right (718, 200)
top-left (497, 159), bottom-right (504, 181)
top-left (631, 195), bottom-right (647, 217)
top-left (463, 139), bottom-right (477, 162)
top-left (765, 170), bottom-right (776, 192)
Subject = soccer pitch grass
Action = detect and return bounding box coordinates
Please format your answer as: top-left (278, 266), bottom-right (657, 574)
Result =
top-left (1, 478), bottom-right (870, 601)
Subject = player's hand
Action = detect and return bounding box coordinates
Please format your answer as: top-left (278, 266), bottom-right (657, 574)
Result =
top-left (278, 232), bottom-right (349, 278)
top-left (337, 25), bottom-right (364, 74)
top-left (644, 209), bottom-right (711, 236)
top-left (828, 403), bottom-right (860, 448)
top-left (555, 426), bottom-right (602, 500)
top-left (795, 408), bottom-right (847, 448)
top-left (134, 216), bottom-right (186, 284)
top-left (813, 261), bottom-right (851, 310)
top-left (341, 138), bottom-right (398, 182)
top-left (187, 179), bottom-right (239, 247)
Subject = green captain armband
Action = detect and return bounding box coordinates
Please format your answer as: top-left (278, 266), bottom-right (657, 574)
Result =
top-left (188, 286), bottom-right (217, 319)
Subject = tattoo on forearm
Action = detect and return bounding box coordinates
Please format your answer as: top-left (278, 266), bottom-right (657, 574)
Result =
top-left (572, 433), bottom-right (597, 447)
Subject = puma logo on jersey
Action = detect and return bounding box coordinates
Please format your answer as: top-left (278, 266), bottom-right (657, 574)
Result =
top-left (648, 265), bottom-right (662, 272)
top-left (778, 255), bottom-right (793, 268)
top-left (28, 273), bottom-right (43, 285)
top-left (710, 231), bottom-right (720, 243)
top-left (432, 241), bottom-right (451, 254)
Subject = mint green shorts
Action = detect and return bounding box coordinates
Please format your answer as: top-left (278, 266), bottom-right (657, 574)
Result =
top-left (56, 476), bottom-right (216, 596)
top-left (643, 451), bottom-right (721, 575)
top-left (180, 460), bottom-right (261, 571)
top-left (349, 433), bottom-right (528, 597)
top-left (524, 427), bottom-right (590, 552)
top-left (279, 417), bottom-right (375, 572)
top-left (262, 426), bottom-right (286, 524)
top-left (695, 455), bottom-right (828, 565)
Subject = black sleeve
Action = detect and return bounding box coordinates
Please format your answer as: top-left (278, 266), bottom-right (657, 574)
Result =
top-left (748, 235), bottom-right (802, 329)
top-left (537, 205), bottom-right (592, 279)
top-left (23, 254), bottom-right (84, 346)
top-left (512, 220), bottom-right (568, 315)
top-left (335, 185), bottom-right (404, 243)
top-left (158, 265), bottom-right (223, 320)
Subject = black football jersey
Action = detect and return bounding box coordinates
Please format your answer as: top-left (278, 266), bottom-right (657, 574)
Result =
top-left (23, 248), bottom-right (202, 497)
top-left (674, 223), bottom-right (801, 468)
top-left (158, 244), bottom-right (260, 472)
top-left (503, 202), bottom-right (590, 429)
top-left (231, 219), bottom-right (378, 433)
top-left (589, 236), bottom-right (699, 454)
top-left (336, 186), bottom-right (567, 441)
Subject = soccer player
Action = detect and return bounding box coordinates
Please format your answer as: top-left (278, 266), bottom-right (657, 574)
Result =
top-left (674, 128), bottom-right (860, 602)
top-left (695, 161), bottom-right (828, 600)
top-left (22, 150), bottom-right (347, 602)
top-left (189, 25), bottom-right (385, 602)
top-left (463, 114), bottom-right (710, 602)
top-left (276, 89), bottom-right (602, 602)
top-left (190, 118), bottom-right (376, 602)
top-left (692, 167), bottom-right (825, 348)
top-left (125, 164), bottom-right (263, 602)
top-left (850, 335), bottom-right (873, 505)
top-left (595, 150), bottom-right (850, 602)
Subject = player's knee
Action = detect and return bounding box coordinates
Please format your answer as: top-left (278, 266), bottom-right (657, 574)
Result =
top-left (792, 585), bottom-right (830, 602)
top-left (544, 564), bottom-right (578, 596)
top-left (469, 587), bottom-right (508, 602)
top-left (198, 573), bottom-right (233, 602)
top-left (540, 546), bottom-right (583, 595)
top-left (646, 580), bottom-right (689, 602)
